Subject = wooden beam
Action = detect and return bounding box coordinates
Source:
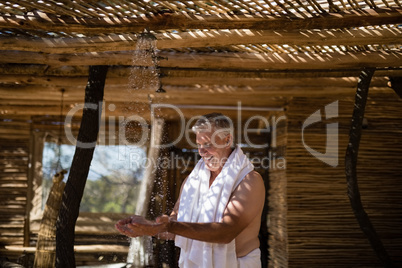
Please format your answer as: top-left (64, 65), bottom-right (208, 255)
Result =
top-left (0, 85), bottom-right (397, 124)
top-left (0, 74), bottom-right (390, 88)
top-left (0, 84), bottom-right (154, 102)
top-left (0, 75), bottom-right (129, 87)
top-left (1, 64), bottom-right (402, 78)
top-left (0, 8), bottom-right (401, 34)
top-left (0, 64), bottom-right (91, 77)
top-left (0, 78), bottom-right (392, 102)
top-left (0, 50), bottom-right (401, 69)
top-left (0, 28), bottom-right (400, 53)
top-left (0, 87), bottom-right (394, 117)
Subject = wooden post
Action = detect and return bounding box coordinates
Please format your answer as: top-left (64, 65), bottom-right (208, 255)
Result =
top-left (126, 118), bottom-right (164, 267)
top-left (55, 65), bottom-right (108, 267)
top-left (345, 67), bottom-right (396, 267)
top-left (135, 118), bottom-right (164, 216)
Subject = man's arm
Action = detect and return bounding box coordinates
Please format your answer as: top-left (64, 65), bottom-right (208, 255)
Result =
top-left (116, 177), bottom-right (184, 240)
top-left (122, 171), bottom-right (265, 244)
top-left (167, 171), bottom-right (265, 243)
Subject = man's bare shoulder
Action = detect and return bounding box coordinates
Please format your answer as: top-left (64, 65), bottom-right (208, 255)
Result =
top-left (233, 170), bottom-right (265, 198)
top-left (246, 170), bottom-right (262, 179)
top-left (243, 170), bottom-right (264, 186)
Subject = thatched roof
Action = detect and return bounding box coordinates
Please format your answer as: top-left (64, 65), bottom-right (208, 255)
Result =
top-left (0, 0), bottom-right (401, 123)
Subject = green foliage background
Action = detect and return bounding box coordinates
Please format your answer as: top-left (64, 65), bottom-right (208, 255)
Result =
top-left (42, 142), bottom-right (144, 213)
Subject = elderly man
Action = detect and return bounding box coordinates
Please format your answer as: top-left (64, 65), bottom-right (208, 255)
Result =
top-left (116, 113), bottom-right (265, 268)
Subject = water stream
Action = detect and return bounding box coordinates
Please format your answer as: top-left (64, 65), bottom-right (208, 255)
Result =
top-left (128, 32), bottom-right (159, 94)
top-left (125, 31), bottom-right (160, 268)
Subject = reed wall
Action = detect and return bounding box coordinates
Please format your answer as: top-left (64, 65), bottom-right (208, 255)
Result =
top-left (0, 138), bottom-right (29, 247)
top-left (286, 89), bottom-right (402, 267)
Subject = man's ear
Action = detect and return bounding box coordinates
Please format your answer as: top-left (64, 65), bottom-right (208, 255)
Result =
top-left (226, 135), bottom-right (233, 146)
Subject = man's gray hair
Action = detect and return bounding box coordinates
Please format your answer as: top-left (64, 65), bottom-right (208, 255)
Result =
top-left (192, 112), bottom-right (234, 139)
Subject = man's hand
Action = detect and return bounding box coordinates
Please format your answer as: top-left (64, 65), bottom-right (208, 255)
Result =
top-left (115, 215), bottom-right (167, 238)
top-left (156, 215), bottom-right (170, 224)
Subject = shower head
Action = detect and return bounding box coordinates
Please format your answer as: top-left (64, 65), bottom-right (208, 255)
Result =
top-left (138, 31), bottom-right (157, 41)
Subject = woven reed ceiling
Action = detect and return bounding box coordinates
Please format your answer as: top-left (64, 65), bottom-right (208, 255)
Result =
top-left (1, 1), bottom-right (401, 53)
top-left (0, 0), bottom-right (401, 119)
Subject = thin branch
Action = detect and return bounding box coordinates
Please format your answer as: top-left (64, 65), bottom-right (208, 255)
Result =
top-left (345, 67), bottom-right (396, 268)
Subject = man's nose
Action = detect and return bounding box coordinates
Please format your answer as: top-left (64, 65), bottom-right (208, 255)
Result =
top-left (198, 147), bottom-right (206, 155)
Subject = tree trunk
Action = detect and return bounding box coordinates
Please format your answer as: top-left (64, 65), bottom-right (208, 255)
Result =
top-left (345, 67), bottom-right (396, 267)
top-left (55, 65), bottom-right (108, 267)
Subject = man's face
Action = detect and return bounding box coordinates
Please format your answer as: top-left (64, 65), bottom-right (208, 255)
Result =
top-left (196, 129), bottom-right (231, 172)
